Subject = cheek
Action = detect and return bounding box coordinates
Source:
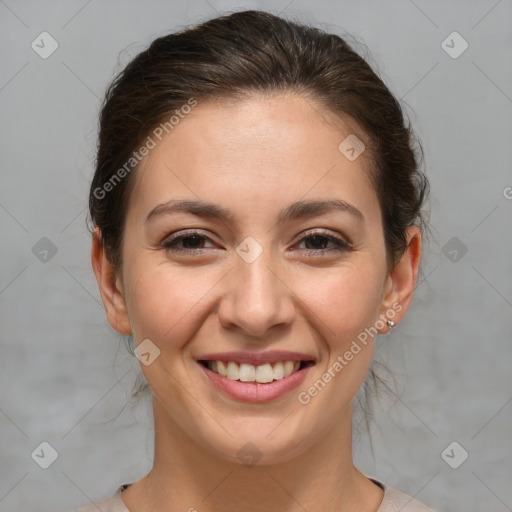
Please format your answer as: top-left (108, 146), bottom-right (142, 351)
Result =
top-left (296, 263), bottom-right (383, 342)
top-left (124, 259), bottom-right (223, 347)
top-left (293, 267), bottom-right (382, 414)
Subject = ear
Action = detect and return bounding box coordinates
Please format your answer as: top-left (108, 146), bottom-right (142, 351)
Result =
top-left (378, 226), bottom-right (422, 333)
top-left (91, 227), bottom-right (132, 335)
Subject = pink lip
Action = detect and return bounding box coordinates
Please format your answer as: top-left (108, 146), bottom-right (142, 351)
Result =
top-left (197, 361), bottom-right (314, 403)
top-left (196, 350), bottom-right (316, 366)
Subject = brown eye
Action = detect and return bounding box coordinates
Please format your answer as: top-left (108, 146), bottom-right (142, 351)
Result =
top-left (303, 235), bottom-right (331, 250)
top-left (295, 231), bottom-right (351, 255)
top-left (162, 231), bottom-right (216, 253)
top-left (176, 235), bottom-right (206, 249)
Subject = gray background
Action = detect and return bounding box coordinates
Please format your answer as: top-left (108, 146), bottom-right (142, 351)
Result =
top-left (1, 0), bottom-right (511, 511)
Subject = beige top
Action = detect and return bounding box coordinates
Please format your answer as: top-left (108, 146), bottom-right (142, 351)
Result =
top-left (73, 477), bottom-right (437, 511)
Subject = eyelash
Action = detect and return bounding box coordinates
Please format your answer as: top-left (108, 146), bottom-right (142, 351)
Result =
top-left (161, 229), bottom-right (351, 256)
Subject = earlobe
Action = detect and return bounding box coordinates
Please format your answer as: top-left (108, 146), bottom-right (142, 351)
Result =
top-left (91, 227), bottom-right (132, 336)
top-left (378, 226), bottom-right (422, 333)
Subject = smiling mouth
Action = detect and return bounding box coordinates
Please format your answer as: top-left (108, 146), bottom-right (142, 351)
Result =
top-left (198, 360), bottom-right (315, 384)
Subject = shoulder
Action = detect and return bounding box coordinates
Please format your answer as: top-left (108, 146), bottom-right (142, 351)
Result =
top-left (71, 478), bottom-right (439, 512)
top-left (368, 476), bottom-right (438, 512)
top-left (71, 484), bottom-right (129, 512)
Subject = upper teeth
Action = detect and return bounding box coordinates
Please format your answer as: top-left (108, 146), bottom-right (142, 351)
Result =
top-left (207, 361), bottom-right (301, 383)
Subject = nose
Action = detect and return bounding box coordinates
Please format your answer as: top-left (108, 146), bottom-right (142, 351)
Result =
top-left (216, 250), bottom-right (296, 339)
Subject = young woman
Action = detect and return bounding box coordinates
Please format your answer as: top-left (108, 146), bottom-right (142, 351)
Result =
top-left (78, 9), bottom-right (436, 512)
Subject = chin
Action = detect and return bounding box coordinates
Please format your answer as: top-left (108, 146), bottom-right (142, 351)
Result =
top-left (195, 417), bottom-right (318, 467)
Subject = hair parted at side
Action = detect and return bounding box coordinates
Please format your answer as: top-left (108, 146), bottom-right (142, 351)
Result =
top-left (88, 9), bottom-right (430, 434)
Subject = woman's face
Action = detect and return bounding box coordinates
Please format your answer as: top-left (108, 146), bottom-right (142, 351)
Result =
top-left (93, 93), bottom-right (419, 465)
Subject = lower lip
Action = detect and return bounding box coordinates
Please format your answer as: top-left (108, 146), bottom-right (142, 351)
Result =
top-left (198, 362), bottom-right (314, 403)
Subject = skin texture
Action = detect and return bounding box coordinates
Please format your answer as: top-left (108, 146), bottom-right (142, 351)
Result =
top-left (91, 93), bottom-right (421, 512)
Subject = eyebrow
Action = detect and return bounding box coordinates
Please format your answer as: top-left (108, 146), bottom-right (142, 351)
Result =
top-left (145, 198), bottom-right (365, 225)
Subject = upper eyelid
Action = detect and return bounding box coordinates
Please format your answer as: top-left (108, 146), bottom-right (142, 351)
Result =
top-left (299, 227), bottom-right (348, 240)
top-left (164, 229), bottom-right (217, 242)
top-left (296, 231), bottom-right (351, 250)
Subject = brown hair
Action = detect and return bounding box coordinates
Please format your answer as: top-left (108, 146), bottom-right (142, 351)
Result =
top-left (88, 9), bottom-right (428, 272)
top-left (88, 10), bottom-right (430, 431)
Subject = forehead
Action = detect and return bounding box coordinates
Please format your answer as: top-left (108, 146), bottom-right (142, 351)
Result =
top-left (127, 93), bottom-right (381, 229)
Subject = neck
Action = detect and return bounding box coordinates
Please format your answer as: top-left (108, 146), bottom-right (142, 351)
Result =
top-left (122, 396), bottom-right (383, 512)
